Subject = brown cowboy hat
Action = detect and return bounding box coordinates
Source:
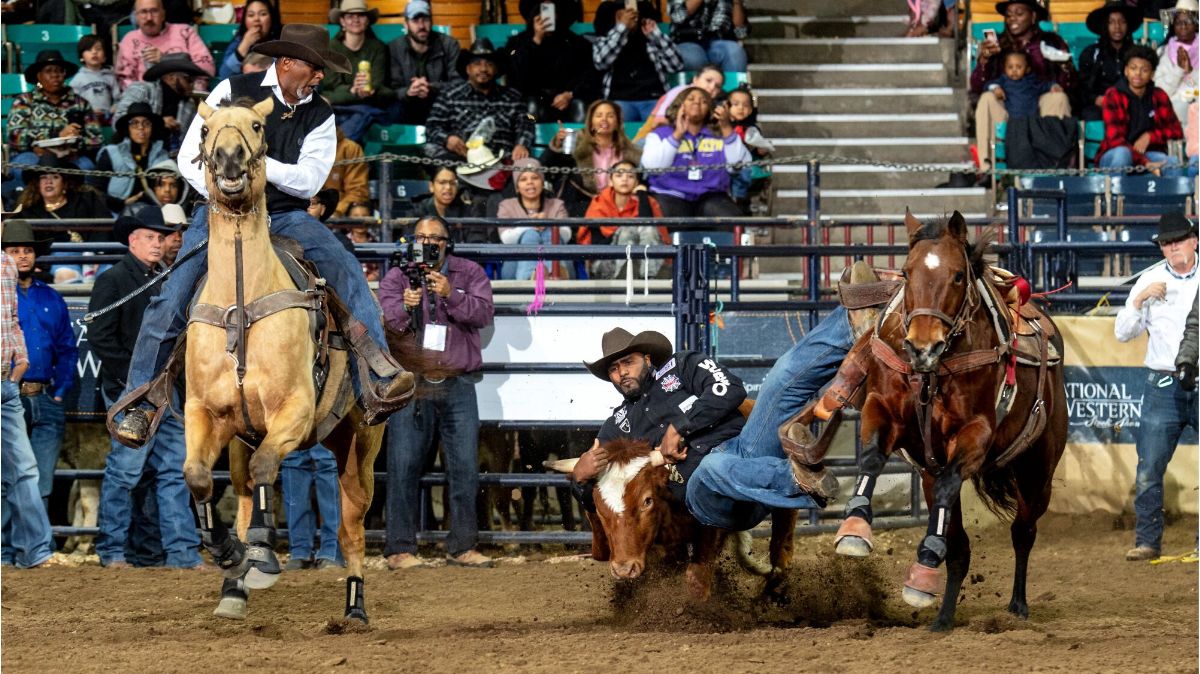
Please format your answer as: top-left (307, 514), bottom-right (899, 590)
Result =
top-left (994, 0), bottom-right (1049, 22)
top-left (329, 0), bottom-right (379, 24)
top-left (252, 24), bottom-right (353, 75)
top-left (1, 220), bottom-right (53, 256)
top-left (23, 49), bottom-right (79, 85)
top-left (583, 327), bottom-right (673, 380)
top-left (1086, 0), bottom-right (1142, 37)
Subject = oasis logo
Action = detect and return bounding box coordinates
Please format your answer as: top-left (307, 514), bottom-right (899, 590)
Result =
top-left (697, 358), bottom-right (730, 396)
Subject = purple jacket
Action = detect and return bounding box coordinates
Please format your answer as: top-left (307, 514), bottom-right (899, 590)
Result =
top-left (642, 125), bottom-right (750, 201)
top-left (379, 255), bottom-right (494, 374)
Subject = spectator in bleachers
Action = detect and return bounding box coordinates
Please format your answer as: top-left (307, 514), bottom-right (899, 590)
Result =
top-left (281, 442), bottom-right (343, 570)
top-left (387, 0), bottom-right (462, 125)
top-left (986, 52), bottom-right (1065, 119)
top-left (241, 52), bottom-right (274, 74)
top-left (727, 85), bottom-right (772, 210)
top-left (71, 36), bottom-right (120, 125)
top-left (541, 99), bottom-right (641, 217)
top-left (115, 53), bottom-right (206, 152)
top-left (217, 0), bottom-right (282, 79)
top-left (632, 65), bottom-right (725, 143)
top-left (115, 0), bottom-right (215, 91)
top-left (14, 157), bottom-right (110, 284)
top-left (2, 221), bottom-right (78, 513)
top-left (322, 128), bottom-right (371, 217)
top-left (580, 159), bottom-right (667, 279)
top-left (506, 0), bottom-right (597, 123)
top-left (592, 0), bottom-right (684, 123)
top-left (1187, 101), bottom-right (1199, 177)
top-left (497, 158), bottom-right (571, 280)
top-left (668, 0), bottom-right (748, 73)
top-left (6, 50), bottom-right (103, 186)
top-left (94, 102), bottom-right (170, 214)
top-left (345, 206), bottom-right (381, 282)
top-left (1079, 0), bottom-right (1139, 120)
top-left (1155, 1), bottom-right (1198, 129)
top-left (641, 86), bottom-right (747, 218)
top-left (119, 158), bottom-right (194, 219)
top-left (906, 0), bottom-right (957, 38)
top-left (324, 0), bottom-right (398, 143)
top-left (416, 166), bottom-right (488, 241)
top-left (425, 39), bottom-right (534, 163)
top-left (1097, 45), bottom-right (1185, 175)
top-left (161, 204), bottom-right (187, 265)
top-left (969, 0), bottom-right (1075, 183)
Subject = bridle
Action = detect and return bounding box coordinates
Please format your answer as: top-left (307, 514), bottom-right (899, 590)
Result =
top-left (193, 119), bottom-right (268, 216)
top-left (900, 241), bottom-right (980, 350)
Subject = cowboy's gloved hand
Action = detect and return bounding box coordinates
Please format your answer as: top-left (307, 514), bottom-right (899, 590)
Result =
top-left (1177, 363), bottom-right (1197, 391)
top-left (571, 441), bottom-right (609, 482)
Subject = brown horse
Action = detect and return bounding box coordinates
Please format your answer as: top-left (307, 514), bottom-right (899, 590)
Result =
top-left (181, 97), bottom-right (384, 624)
top-left (833, 211), bottom-right (1067, 631)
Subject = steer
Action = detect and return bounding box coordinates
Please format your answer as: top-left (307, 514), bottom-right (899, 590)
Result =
top-left (549, 438), bottom-right (798, 600)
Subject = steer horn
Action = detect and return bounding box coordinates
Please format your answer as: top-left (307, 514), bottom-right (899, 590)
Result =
top-left (543, 458), bottom-right (580, 473)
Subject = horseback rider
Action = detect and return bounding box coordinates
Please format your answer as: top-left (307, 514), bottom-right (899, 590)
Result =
top-left (112, 24), bottom-right (415, 446)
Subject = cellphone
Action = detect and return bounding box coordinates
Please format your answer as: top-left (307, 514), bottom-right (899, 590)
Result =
top-left (539, 1), bottom-right (556, 31)
top-left (983, 28), bottom-right (997, 43)
top-left (624, 0), bottom-right (636, 12)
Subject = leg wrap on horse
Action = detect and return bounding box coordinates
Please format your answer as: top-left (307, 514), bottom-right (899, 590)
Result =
top-left (345, 576), bottom-right (368, 623)
top-left (213, 576), bottom-right (249, 620)
top-left (846, 471), bottom-right (880, 522)
top-left (243, 483), bottom-right (282, 589)
top-left (194, 499), bottom-right (248, 577)
top-left (247, 483), bottom-right (277, 546)
top-left (918, 534), bottom-right (948, 567)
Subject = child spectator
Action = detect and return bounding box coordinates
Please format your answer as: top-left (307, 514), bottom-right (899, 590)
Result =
top-left (1097, 45), bottom-right (1185, 175)
top-left (581, 159), bottom-right (668, 279)
top-left (726, 85), bottom-right (773, 209)
top-left (70, 36), bottom-right (119, 124)
top-left (986, 51), bottom-right (1063, 120)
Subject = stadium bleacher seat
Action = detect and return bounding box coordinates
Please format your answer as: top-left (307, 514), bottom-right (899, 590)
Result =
top-left (1017, 175), bottom-right (1109, 218)
top-left (470, 23), bottom-right (522, 48)
top-left (1112, 175), bottom-right (1194, 272)
top-left (1080, 120), bottom-right (1104, 166)
top-left (363, 124), bottom-right (427, 179)
top-left (6, 25), bottom-right (94, 68)
top-left (624, 121), bottom-right (643, 140)
top-left (2, 72), bottom-right (34, 96)
top-left (197, 24), bottom-right (238, 55)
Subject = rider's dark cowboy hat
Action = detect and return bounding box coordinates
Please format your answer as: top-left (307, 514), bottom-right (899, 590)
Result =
top-left (994, 0), bottom-right (1049, 22)
top-left (584, 327), bottom-right (673, 380)
top-left (24, 49), bottom-right (79, 85)
top-left (1151, 213), bottom-right (1198, 243)
top-left (113, 206), bottom-right (181, 246)
top-left (1, 220), bottom-right (53, 257)
top-left (252, 24), bottom-right (353, 75)
top-left (1086, 0), bottom-right (1142, 37)
top-left (456, 38), bottom-right (505, 77)
top-left (143, 52), bottom-right (210, 82)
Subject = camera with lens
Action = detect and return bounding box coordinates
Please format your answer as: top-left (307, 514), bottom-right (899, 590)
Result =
top-left (391, 239), bottom-right (443, 286)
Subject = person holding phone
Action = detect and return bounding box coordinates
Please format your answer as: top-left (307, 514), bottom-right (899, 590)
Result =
top-left (592, 0), bottom-right (685, 122)
top-left (507, 0), bottom-right (598, 123)
top-left (667, 0), bottom-right (748, 72)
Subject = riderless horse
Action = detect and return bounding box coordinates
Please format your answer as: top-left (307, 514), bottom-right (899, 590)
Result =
top-left (181, 96), bottom-right (385, 623)
top-left (831, 211), bottom-right (1067, 631)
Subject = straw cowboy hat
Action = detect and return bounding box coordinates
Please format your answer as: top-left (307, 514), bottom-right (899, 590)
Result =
top-left (994, 0), bottom-right (1049, 22)
top-left (23, 49), bottom-right (79, 85)
top-left (1, 220), bottom-right (53, 257)
top-left (252, 24), bottom-right (353, 74)
top-left (1151, 213), bottom-right (1198, 243)
top-left (1086, 0), bottom-right (1142, 37)
top-left (583, 327), bottom-right (673, 380)
top-left (329, 0), bottom-right (380, 24)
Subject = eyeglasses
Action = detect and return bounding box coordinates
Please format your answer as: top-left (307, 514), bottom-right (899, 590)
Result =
top-left (136, 8), bottom-right (163, 15)
top-left (414, 235), bottom-right (449, 244)
top-left (128, 119), bottom-right (154, 128)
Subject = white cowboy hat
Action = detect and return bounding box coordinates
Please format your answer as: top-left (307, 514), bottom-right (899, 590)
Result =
top-left (455, 142), bottom-right (504, 189)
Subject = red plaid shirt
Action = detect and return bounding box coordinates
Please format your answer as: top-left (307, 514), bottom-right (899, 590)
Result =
top-left (1097, 85), bottom-right (1184, 165)
top-left (1, 253), bottom-right (29, 373)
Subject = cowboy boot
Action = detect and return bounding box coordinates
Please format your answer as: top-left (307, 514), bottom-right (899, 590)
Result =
top-left (115, 407), bottom-right (156, 447)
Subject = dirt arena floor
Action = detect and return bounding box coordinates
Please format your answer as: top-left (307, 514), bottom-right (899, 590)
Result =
top-left (3, 512), bottom-right (1196, 673)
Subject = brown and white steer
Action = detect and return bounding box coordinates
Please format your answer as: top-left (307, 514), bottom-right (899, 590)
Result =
top-left (550, 438), bottom-right (798, 600)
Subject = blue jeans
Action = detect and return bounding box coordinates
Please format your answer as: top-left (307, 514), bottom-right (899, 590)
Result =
top-left (613, 99), bottom-right (659, 123)
top-left (1, 380), bottom-right (54, 567)
top-left (123, 206), bottom-right (391, 404)
top-left (20, 391), bottom-right (66, 509)
top-left (280, 445), bottom-right (342, 563)
top-left (332, 103), bottom-right (393, 144)
top-left (1187, 155), bottom-right (1198, 179)
top-left (96, 394), bottom-right (201, 567)
top-left (500, 228), bottom-right (555, 281)
top-left (1097, 147), bottom-right (1184, 177)
top-left (686, 306), bottom-right (853, 530)
top-left (385, 375), bottom-right (480, 557)
top-left (1133, 371), bottom-right (1198, 551)
top-left (676, 39), bottom-right (749, 73)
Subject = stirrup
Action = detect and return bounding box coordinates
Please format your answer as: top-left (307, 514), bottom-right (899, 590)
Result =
top-left (361, 371), bottom-right (417, 426)
top-left (115, 408), bottom-right (156, 448)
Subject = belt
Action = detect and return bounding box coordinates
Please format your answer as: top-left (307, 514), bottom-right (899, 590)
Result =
top-left (20, 382), bottom-right (47, 396)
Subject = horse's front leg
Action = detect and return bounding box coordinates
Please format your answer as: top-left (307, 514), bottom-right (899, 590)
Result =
top-left (835, 392), bottom-right (892, 557)
top-left (183, 403), bottom-right (247, 579)
top-left (329, 419), bottom-right (383, 624)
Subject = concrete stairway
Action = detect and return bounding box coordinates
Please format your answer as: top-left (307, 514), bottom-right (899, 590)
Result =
top-left (744, 0), bottom-right (993, 223)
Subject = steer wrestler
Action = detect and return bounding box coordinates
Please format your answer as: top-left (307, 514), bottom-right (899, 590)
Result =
top-left (572, 304), bottom-right (860, 531)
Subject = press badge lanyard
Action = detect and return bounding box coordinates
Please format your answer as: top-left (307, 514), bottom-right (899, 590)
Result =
top-left (422, 261), bottom-right (450, 352)
top-left (681, 133), bottom-right (702, 181)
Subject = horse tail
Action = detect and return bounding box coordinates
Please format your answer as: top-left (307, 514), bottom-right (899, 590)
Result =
top-left (970, 468), bottom-right (1019, 521)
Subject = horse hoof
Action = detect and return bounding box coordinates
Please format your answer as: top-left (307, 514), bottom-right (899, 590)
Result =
top-left (244, 567), bottom-right (281, 590)
top-left (345, 608), bottom-right (369, 625)
top-left (902, 585), bottom-right (938, 609)
top-left (835, 536), bottom-right (873, 558)
top-left (213, 596), bottom-right (247, 620)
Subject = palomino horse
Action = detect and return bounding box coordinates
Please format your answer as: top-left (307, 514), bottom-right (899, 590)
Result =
top-left (182, 97), bottom-right (384, 623)
top-left (833, 211), bottom-right (1067, 631)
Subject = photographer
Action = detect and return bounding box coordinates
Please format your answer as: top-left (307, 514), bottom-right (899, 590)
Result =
top-left (378, 215), bottom-right (495, 570)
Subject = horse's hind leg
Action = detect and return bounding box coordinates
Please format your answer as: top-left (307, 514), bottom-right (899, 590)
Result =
top-left (331, 416), bottom-right (384, 624)
top-left (1008, 458), bottom-right (1053, 619)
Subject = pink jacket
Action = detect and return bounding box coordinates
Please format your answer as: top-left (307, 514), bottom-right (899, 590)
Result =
top-left (1188, 103), bottom-right (1198, 160)
top-left (116, 23), bottom-right (215, 90)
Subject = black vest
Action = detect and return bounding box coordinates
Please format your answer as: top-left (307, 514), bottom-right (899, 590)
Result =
top-left (228, 70), bottom-right (334, 214)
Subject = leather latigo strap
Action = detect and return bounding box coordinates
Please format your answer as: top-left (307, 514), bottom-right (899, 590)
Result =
top-left (837, 265), bottom-right (904, 309)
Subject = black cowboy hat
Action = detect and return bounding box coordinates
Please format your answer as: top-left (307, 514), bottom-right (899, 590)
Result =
top-left (994, 0), bottom-right (1049, 22)
top-left (1086, 0), bottom-right (1142, 37)
top-left (143, 52), bottom-right (210, 82)
top-left (22, 154), bottom-right (79, 185)
top-left (583, 327), bottom-right (673, 380)
top-left (252, 24), bottom-right (353, 75)
top-left (113, 102), bottom-right (167, 142)
top-left (23, 49), bottom-right (79, 85)
top-left (456, 38), bottom-right (505, 77)
top-left (112, 206), bottom-right (180, 246)
top-left (1, 220), bottom-right (53, 256)
top-left (312, 188), bottom-right (340, 222)
top-left (1151, 213), bottom-right (1198, 243)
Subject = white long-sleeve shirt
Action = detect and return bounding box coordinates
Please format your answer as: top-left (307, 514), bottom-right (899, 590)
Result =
top-left (178, 64), bottom-right (336, 202)
top-left (1114, 260), bottom-right (1199, 371)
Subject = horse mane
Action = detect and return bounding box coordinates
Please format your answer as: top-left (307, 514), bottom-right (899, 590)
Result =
top-left (216, 96), bottom-right (263, 110)
top-left (911, 217), bottom-right (996, 279)
top-left (602, 438), bottom-right (654, 465)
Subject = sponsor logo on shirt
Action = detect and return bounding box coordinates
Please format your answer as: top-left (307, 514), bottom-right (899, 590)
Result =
top-left (653, 357), bottom-right (676, 380)
top-left (660, 373), bottom-right (682, 393)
